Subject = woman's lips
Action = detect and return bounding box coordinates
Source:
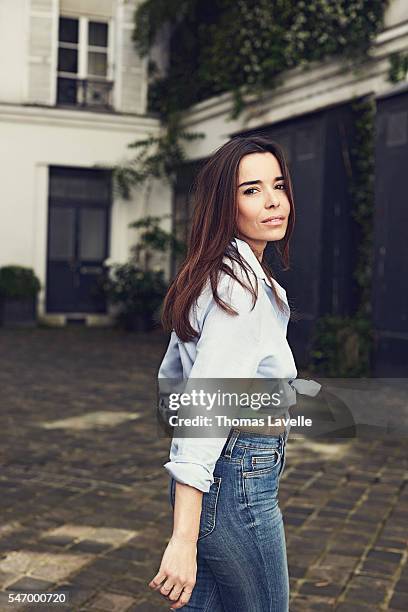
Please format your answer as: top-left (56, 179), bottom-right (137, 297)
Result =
top-left (261, 218), bottom-right (285, 226)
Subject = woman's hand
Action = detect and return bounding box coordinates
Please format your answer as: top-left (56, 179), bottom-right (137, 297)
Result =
top-left (148, 534), bottom-right (197, 609)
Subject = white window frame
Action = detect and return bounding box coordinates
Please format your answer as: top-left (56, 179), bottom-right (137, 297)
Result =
top-left (57, 14), bottom-right (114, 84)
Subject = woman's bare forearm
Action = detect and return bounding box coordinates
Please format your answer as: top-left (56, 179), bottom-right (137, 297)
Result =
top-left (172, 482), bottom-right (203, 543)
top-left (149, 482), bottom-right (202, 608)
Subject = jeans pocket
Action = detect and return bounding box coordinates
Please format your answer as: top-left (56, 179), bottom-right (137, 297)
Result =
top-left (245, 448), bottom-right (282, 477)
top-left (198, 476), bottom-right (222, 540)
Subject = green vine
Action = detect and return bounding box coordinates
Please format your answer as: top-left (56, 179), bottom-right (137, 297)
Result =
top-left (113, 112), bottom-right (204, 197)
top-left (310, 97), bottom-right (376, 377)
top-left (134, 0), bottom-right (388, 121)
top-left (388, 51), bottom-right (408, 83)
top-left (118, 1), bottom-right (388, 197)
top-left (350, 97), bottom-right (376, 318)
top-left (129, 214), bottom-right (186, 267)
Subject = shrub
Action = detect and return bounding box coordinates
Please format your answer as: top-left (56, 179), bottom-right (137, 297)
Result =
top-left (0, 266), bottom-right (41, 299)
top-left (101, 262), bottom-right (167, 329)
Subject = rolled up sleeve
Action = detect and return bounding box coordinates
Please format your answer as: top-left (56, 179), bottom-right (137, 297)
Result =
top-left (164, 437), bottom-right (226, 493)
top-left (163, 277), bottom-right (263, 492)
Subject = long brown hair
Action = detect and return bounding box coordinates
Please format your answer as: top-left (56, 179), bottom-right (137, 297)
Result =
top-left (161, 135), bottom-right (296, 342)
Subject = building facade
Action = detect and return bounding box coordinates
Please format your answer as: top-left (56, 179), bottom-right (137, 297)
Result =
top-left (170, 0), bottom-right (408, 374)
top-left (1, 1), bottom-right (407, 375)
top-left (0, 0), bottom-right (170, 325)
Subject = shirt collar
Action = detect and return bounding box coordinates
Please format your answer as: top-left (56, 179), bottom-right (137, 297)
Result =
top-left (231, 236), bottom-right (273, 287)
top-left (230, 237), bottom-right (288, 306)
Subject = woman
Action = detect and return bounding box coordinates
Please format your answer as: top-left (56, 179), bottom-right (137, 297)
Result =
top-left (149, 135), bottom-right (318, 611)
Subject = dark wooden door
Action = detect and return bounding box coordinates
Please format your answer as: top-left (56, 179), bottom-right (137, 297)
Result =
top-left (46, 167), bottom-right (111, 313)
top-left (372, 87), bottom-right (408, 375)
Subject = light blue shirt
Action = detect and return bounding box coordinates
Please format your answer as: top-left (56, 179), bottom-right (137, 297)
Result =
top-left (158, 237), bottom-right (320, 492)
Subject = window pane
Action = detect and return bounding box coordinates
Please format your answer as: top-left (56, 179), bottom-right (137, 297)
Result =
top-left (58, 47), bottom-right (78, 73)
top-left (59, 17), bottom-right (78, 44)
top-left (49, 208), bottom-right (75, 260)
top-left (88, 21), bottom-right (108, 47)
top-left (50, 168), bottom-right (111, 202)
top-left (88, 51), bottom-right (107, 77)
top-left (79, 208), bottom-right (106, 260)
top-left (83, 81), bottom-right (112, 107)
top-left (57, 77), bottom-right (78, 105)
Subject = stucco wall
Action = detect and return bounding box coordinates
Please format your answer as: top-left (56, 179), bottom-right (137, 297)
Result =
top-left (0, 107), bottom-right (167, 316)
top-left (0, 0), bottom-right (29, 103)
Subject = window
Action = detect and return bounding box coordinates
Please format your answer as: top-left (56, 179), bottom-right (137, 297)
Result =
top-left (57, 16), bottom-right (113, 109)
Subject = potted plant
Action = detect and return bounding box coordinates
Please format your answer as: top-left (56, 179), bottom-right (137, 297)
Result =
top-left (0, 265), bottom-right (41, 327)
top-left (102, 214), bottom-right (185, 331)
top-left (102, 262), bottom-right (168, 331)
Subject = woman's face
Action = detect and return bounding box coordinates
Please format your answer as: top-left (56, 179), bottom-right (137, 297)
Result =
top-left (235, 152), bottom-right (291, 251)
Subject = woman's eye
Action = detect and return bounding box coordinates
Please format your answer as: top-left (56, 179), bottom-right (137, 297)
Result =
top-left (276, 183), bottom-right (286, 190)
top-left (243, 187), bottom-right (258, 195)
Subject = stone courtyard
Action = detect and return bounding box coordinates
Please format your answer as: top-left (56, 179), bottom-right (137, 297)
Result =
top-left (0, 327), bottom-right (406, 611)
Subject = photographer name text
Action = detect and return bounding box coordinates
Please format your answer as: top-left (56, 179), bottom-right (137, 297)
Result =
top-left (168, 415), bottom-right (312, 427)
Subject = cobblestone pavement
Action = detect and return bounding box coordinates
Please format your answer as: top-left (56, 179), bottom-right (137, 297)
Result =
top-left (0, 328), bottom-right (406, 612)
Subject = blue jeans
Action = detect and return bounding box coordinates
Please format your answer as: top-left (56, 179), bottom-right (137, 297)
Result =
top-left (169, 428), bottom-right (289, 611)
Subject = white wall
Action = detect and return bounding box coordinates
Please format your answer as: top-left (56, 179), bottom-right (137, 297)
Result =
top-left (0, 106), bottom-right (168, 316)
top-left (0, 0), bottom-right (29, 103)
top-left (60, 0), bottom-right (115, 18)
top-left (384, 0), bottom-right (408, 27)
top-left (0, 0), bottom-right (165, 321)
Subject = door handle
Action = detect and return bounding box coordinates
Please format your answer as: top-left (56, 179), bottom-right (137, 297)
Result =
top-left (80, 265), bottom-right (103, 274)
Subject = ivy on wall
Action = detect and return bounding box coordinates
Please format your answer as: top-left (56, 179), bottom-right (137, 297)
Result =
top-left (349, 98), bottom-right (376, 318)
top-left (388, 51), bottom-right (408, 83)
top-left (119, 0), bottom-right (388, 190)
top-left (134, 0), bottom-right (389, 120)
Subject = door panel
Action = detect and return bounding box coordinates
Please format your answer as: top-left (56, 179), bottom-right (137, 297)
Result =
top-left (47, 207), bottom-right (77, 312)
top-left (372, 91), bottom-right (408, 375)
top-left (47, 167), bottom-right (111, 314)
top-left (48, 207), bottom-right (75, 260)
top-left (79, 208), bottom-right (107, 260)
top-left (77, 207), bottom-right (108, 312)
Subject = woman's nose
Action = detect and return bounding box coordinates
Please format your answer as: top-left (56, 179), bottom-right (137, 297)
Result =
top-left (266, 195), bottom-right (280, 207)
top-left (265, 187), bottom-right (279, 207)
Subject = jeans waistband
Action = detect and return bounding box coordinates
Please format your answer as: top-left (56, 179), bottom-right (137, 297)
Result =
top-left (221, 427), bottom-right (287, 458)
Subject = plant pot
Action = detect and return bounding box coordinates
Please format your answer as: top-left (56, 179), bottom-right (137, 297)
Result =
top-left (0, 296), bottom-right (37, 327)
